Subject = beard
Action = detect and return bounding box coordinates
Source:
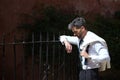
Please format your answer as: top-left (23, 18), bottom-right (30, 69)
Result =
top-left (78, 30), bottom-right (83, 39)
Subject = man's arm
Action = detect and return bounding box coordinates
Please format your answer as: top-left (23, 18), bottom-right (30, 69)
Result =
top-left (59, 35), bottom-right (79, 45)
top-left (59, 35), bottom-right (79, 53)
top-left (88, 42), bottom-right (110, 63)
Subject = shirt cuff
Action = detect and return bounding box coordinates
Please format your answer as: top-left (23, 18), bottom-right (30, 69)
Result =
top-left (59, 35), bottom-right (67, 44)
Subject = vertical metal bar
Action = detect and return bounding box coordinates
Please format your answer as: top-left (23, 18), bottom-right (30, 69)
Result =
top-left (62, 32), bottom-right (66, 80)
top-left (57, 32), bottom-right (61, 80)
top-left (32, 32), bottom-right (35, 80)
top-left (52, 33), bottom-right (55, 80)
top-left (58, 39), bottom-right (61, 80)
top-left (22, 36), bottom-right (26, 80)
top-left (39, 32), bottom-right (42, 80)
top-left (71, 52), bottom-right (73, 80)
top-left (22, 44), bottom-right (25, 80)
top-left (63, 47), bottom-right (66, 80)
top-left (2, 34), bottom-right (5, 80)
top-left (13, 35), bottom-right (16, 80)
top-left (69, 51), bottom-right (72, 80)
top-left (43, 32), bottom-right (49, 80)
top-left (46, 32), bottom-right (49, 80)
top-left (42, 33), bottom-right (49, 80)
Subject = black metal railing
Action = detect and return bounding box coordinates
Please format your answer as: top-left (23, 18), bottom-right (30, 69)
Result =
top-left (0, 31), bottom-right (79, 80)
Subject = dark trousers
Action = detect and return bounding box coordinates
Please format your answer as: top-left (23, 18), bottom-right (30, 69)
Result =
top-left (79, 68), bottom-right (99, 80)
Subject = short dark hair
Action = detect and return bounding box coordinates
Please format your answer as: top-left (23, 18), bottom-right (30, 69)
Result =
top-left (68, 17), bottom-right (86, 30)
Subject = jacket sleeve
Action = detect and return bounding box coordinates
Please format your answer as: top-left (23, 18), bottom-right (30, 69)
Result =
top-left (89, 42), bottom-right (110, 63)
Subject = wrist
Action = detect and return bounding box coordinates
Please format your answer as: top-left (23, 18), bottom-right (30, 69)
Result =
top-left (64, 40), bottom-right (69, 45)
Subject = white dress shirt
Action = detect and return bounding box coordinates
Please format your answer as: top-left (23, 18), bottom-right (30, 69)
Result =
top-left (59, 31), bottom-right (111, 71)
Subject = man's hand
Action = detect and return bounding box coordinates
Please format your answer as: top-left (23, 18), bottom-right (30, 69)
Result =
top-left (80, 50), bottom-right (89, 58)
top-left (64, 40), bottom-right (72, 53)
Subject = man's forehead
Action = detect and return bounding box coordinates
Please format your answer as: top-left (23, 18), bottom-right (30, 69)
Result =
top-left (71, 27), bottom-right (79, 32)
top-left (72, 26), bottom-right (80, 30)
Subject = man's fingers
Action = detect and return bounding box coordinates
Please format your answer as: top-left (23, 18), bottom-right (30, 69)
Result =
top-left (64, 41), bottom-right (72, 53)
top-left (66, 45), bottom-right (72, 53)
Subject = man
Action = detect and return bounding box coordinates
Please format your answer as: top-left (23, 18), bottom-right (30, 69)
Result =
top-left (59, 17), bottom-right (111, 80)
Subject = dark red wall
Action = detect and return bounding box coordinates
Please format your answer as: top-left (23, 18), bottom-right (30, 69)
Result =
top-left (0, 0), bottom-right (120, 36)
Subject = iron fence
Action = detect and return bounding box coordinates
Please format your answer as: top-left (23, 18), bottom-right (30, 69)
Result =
top-left (0, 31), bottom-right (79, 80)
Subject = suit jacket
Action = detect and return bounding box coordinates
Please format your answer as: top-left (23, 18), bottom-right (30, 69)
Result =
top-left (79, 31), bottom-right (111, 71)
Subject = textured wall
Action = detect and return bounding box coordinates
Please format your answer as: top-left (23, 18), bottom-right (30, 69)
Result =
top-left (0, 0), bottom-right (120, 35)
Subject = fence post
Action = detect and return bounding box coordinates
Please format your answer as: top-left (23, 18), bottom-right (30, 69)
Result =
top-left (39, 32), bottom-right (42, 80)
top-left (22, 36), bottom-right (26, 80)
top-left (32, 32), bottom-right (35, 80)
top-left (52, 33), bottom-right (55, 80)
top-left (2, 33), bottom-right (5, 80)
top-left (43, 32), bottom-right (50, 80)
top-left (13, 35), bottom-right (17, 80)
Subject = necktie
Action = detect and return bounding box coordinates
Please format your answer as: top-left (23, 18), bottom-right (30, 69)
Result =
top-left (78, 39), bottom-right (83, 70)
top-left (79, 39), bottom-right (83, 61)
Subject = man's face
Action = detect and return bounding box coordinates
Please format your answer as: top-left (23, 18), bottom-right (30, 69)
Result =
top-left (71, 26), bottom-right (83, 38)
